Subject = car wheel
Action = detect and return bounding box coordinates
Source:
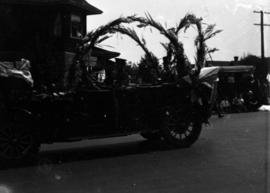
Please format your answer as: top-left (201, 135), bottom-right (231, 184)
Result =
top-left (0, 122), bottom-right (40, 162)
top-left (161, 106), bottom-right (202, 148)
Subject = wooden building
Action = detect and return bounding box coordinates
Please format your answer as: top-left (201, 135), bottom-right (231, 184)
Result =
top-left (0, 0), bottom-right (120, 88)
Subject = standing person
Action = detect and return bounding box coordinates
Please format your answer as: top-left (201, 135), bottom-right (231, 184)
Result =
top-left (245, 90), bottom-right (259, 111)
top-left (237, 94), bottom-right (247, 112)
top-left (212, 99), bottom-right (223, 117)
top-left (209, 78), bottom-right (223, 118)
top-left (220, 97), bottom-right (230, 113)
top-left (224, 97), bottom-right (231, 113)
top-left (215, 99), bottom-right (224, 118)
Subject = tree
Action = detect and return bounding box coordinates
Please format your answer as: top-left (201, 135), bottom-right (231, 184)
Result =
top-left (137, 53), bottom-right (160, 83)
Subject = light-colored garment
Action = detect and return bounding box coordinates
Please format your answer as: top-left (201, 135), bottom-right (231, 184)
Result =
top-left (0, 59), bottom-right (33, 86)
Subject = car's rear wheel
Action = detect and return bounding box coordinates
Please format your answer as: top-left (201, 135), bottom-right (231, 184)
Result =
top-left (161, 106), bottom-right (202, 148)
top-left (0, 122), bottom-right (40, 162)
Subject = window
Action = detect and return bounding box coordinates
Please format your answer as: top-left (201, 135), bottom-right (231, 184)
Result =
top-left (71, 14), bottom-right (83, 38)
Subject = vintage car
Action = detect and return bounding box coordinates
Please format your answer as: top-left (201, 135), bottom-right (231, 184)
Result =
top-left (0, 62), bottom-right (254, 162)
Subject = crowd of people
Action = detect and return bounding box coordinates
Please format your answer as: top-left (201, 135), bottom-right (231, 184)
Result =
top-left (213, 90), bottom-right (260, 117)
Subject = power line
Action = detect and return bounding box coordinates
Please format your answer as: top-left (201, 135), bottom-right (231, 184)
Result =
top-left (254, 10), bottom-right (270, 14)
top-left (253, 10), bottom-right (270, 59)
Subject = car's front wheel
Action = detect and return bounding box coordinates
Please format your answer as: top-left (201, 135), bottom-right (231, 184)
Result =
top-left (0, 122), bottom-right (40, 162)
top-left (160, 106), bottom-right (202, 148)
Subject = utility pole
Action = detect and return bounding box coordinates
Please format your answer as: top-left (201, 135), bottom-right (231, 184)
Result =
top-left (253, 11), bottom-right (270, 105)
top-left (253, 10), bottom-right (270, 59)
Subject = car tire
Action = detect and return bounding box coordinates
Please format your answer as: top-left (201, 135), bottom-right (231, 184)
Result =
top-left (160, 106), bottom-right (202, 148)
top-left (0, 122), bottom-right (40, 162)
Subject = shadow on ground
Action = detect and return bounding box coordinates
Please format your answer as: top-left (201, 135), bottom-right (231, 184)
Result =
top-left (1, 138), bottom-right (180, 170)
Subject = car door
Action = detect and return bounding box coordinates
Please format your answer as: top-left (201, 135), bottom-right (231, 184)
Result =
top-left (67, 88), bottom-right (117, 137)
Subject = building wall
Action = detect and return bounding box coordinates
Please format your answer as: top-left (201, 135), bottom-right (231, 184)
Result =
top-left (0, 4), bottom-right (89, 88)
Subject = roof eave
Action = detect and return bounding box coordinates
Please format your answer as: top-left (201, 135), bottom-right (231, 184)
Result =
top-left (0, 0), bottom-right (103, 15)
top-left (74, 3), bottom-right (103, 15)
top-left (92, 47), bottom-right (120, 59)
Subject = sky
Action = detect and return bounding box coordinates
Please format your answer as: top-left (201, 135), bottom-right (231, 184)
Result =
top-left (86, 0), bottom-right (270, 63)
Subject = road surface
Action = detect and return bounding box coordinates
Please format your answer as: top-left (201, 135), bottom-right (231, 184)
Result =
top-left (0, 112), bottom-right (269, 193)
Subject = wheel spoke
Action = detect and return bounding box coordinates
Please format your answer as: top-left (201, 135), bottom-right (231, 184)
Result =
top-left (2, 145), bottom-right (12, 157)
top-left (0, 130), bottom-right (10, 138)
top-left (6, 127), bottom-right (14, 137)
top-left (18, 140), bottom-right (30, 148)
top-left (13, 146), bottom-right (21, 157)
top-left (10, 147), bottom-right (19, 158)
top-left (13, 132), bottom-right (24, 139)
top-left (17, 144), bottom-right (29, 152)
top-left (19, 136), bottom-right (32, 144)
top-left (0, 136), bottom-right (8, 142)
top-left (0, 142), bottom-right (9, 150)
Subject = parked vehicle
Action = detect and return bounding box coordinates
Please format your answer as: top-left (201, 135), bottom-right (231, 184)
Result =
top-left (0, 63), bottom-right (254, 162)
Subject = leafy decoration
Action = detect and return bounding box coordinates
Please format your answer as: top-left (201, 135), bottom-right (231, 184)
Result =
top-left (67, 13), bottom-right (222, 89)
